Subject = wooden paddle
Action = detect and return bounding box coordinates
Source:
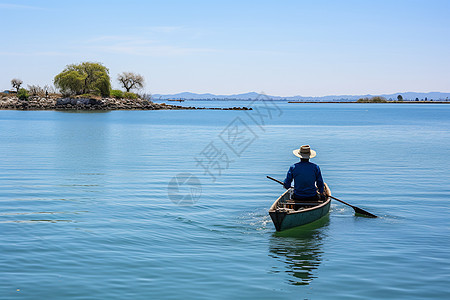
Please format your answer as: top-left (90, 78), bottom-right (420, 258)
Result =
top-left (266, 175), bottom-right (377, 218)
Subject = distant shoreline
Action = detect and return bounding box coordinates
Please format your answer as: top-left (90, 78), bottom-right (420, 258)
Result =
top-left (154, 99), bottom-right (450, 103)
top-left (287, 101), bottom-right (450, 104)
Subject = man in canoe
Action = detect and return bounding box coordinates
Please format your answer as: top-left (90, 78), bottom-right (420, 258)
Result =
top-left (283, 145), bottom-right (326, 208)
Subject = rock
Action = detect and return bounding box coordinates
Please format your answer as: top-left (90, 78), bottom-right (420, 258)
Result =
top-left (56, 98), bottom-right (103, 106)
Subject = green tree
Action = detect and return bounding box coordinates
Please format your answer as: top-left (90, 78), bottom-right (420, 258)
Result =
top-left (397, 95), bottom-right (403, 101)
top-left (54, 70), bottom-right (85, 96)
top-left (357, 96), bottom-right (387, 103)
top-left (110, 89), bottom-right (124, 99)
top-left (357, 97), bottom-right (370, 103)
top-left (18, 88), bottom-right (29, 100)
top-left (371, 96), bottom-right (387, 103)
top-left (54, 62), bottom-right (111, 97)
top-left (123, 92), bottom-right (138, 99)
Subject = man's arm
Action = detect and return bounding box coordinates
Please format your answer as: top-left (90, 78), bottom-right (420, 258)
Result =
top-left (316, 166), bottom-right (325, 194)
top-left (283, 166), bottom-right (293, 189)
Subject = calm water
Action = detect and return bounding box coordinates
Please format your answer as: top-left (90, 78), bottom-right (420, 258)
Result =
top-left (1, 102), bottom-right (449, 299)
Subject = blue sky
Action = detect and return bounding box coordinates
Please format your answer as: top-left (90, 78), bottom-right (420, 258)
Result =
top-left (1, 0), bottom-right (449, 96)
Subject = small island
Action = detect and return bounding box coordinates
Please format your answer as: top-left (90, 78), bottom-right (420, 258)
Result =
top-left (0, 93), bottom-right (252, 111)
top-left (1, 62), bottom-right (250, 111)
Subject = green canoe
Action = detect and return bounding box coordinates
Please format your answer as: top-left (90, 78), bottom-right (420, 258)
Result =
top-left (269, 183), bottom-right (331, 231)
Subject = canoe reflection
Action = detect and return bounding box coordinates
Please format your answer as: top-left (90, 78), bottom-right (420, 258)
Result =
top-left (269, 215), bottom-right (329, 285)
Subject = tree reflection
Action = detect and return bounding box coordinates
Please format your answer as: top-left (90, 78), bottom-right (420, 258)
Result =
top-left (269, 215), bottom-right (329, 285)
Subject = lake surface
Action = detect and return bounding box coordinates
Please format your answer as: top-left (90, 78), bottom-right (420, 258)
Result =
top-left (1, 102), bottom-right (449, 299)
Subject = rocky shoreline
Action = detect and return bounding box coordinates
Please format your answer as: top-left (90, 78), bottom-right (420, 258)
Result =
top-left (0, 95), bottom-right (251, 111)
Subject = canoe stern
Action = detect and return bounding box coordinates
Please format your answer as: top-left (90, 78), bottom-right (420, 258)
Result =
top-left (269, 210), bottom-right (287, 232)
top-left (277, 200), bottom-right (331, 231)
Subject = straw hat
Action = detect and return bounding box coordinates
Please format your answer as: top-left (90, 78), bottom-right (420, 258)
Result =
top-left (293, 145), bottom-right (317, 159)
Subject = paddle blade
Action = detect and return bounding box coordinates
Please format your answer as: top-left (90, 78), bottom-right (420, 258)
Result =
top-left (353, 206), bottom-right (377, 218)
top-left (330, 195), bottom-right (377, 218)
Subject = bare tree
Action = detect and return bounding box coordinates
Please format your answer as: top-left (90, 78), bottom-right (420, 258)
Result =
top-left (27, 85), bottom-right (45, 96)
top-left (44, 84), bottom-right (57, 94)
top-left (117, 72), bottom-right (144, 92)
top-left (11, 78), bottom-right (23, 92)
top-left (140, 93), bottom-right (153, 102)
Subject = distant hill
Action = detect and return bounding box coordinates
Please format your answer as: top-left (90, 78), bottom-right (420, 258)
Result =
top-left (152, 91), bottom-right (450, 101)
top-left (152, 91), bottom-right (265, 100)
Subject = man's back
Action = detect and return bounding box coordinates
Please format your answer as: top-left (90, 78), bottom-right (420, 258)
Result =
top-left (283, 161), bottom-right (324, 198)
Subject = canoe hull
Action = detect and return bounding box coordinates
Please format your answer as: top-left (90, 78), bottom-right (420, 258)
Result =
top-left (268, 184), bottom-right (331, 231)
top-left (269, 200), bottom-right (330, 231)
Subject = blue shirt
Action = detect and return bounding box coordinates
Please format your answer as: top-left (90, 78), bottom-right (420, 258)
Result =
top-left (283, 161), bottom-right (324, 197)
